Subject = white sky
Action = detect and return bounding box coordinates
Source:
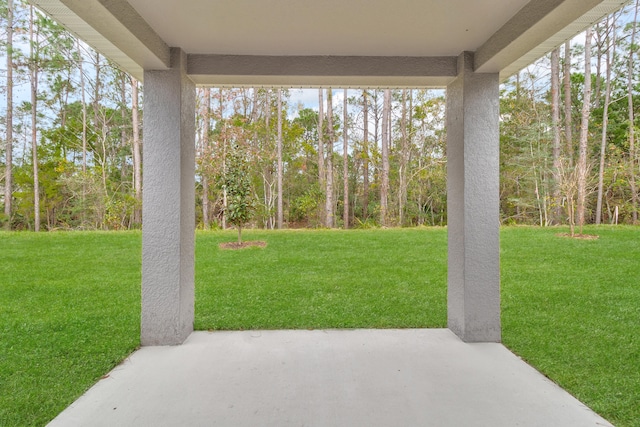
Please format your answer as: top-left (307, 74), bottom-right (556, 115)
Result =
top-left (289, 88), bottom-right (346, 119)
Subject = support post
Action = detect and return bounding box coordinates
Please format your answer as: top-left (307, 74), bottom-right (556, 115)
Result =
top-left (141, 48), bottom-right (195, 346)
top-left (446, 52), bottom-right (501, 343)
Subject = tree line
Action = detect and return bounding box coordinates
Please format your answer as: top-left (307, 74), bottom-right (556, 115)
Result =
top-left (1, 0), bottom-right (141, 230)
top-left (1, 0), bottom-right (639, 231)
top-left (501, 2), bottom-right (639, 231)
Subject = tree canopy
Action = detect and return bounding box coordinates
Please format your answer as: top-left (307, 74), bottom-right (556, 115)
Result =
top-left (1, 0), bottom-right (639, 231)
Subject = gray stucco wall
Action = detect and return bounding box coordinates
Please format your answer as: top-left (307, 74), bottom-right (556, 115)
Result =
top-left (141, 48), bottom-right (196, 346)
top-left (446, 52), bottom-right (501, 343)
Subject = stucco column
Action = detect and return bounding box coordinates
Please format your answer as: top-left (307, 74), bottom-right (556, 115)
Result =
top-left (446, 52), bottom-right (500, 343)
top-left (141, 48), bottom-right (195, 346)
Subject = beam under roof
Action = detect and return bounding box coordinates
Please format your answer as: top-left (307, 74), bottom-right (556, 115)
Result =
top-left (187, 55), bottom-right (458, 88)
top-left (36, 0), bottom-right (169, 79)
top-left (33, 0), bottom-right (629, 86)
top-left (476, 0), bottom-right (629, 78)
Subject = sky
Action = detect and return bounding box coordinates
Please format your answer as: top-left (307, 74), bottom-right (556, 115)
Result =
top-left (288, 88), bottom-right (346, 119)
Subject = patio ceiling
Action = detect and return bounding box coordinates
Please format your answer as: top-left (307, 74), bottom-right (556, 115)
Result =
top-left (33, 0), bottom-right (628, 86)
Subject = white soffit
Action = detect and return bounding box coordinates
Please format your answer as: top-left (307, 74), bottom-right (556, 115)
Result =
top-left (34, 0), bottom-right (170, 81)
top-left (126, 0), bottom-right (530, 57)
top-left (33, 0), bottom-right (629, 86)
top-left (478, 0), bottom-right (630, 79)
top-left (34, 0), bottom-right (142, 80)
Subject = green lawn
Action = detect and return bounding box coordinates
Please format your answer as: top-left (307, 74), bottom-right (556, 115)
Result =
top-left (1, 227), bottom-right (638, 426)
top-left (195, 228), bottom-right (447, 330)
top-left (501, 226), bottom-right (640, 426)
top-left (0, 232), bottom-right (141, 427)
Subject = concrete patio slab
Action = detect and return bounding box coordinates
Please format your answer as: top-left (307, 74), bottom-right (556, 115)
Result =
top-left (47, 329), bottom-right (612, 427)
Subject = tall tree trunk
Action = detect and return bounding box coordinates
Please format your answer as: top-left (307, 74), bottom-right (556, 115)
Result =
top-left (93, 51), bottom-right (101, 129)
top-left (200, 89), bottom-right (210, 229)
top-left (318, 89), bottom-right (325, 225)
top-left (119, 75), bottom-right (128, 182)
top-left (343, 88), bottom-right (349, 229)
top-left (200, 89), bottom-right (209, 226)
top-left (551, 47), bottom-right (563, 224)
top-left (29, 5), bottom-right (40, 232)
top-left (4, 0), bottom-right (14, 229)
top-left (576, 26), bottom-right (593, 233)
top-left (594, 22), bottom-right (603, 110)
top-left (277, 89), bottom-right (284, 229)
top-left (91, 51), bottom-right (109, 228)
top-left (251, 88), bottom-right (259, 124)
top-left (362, 90), bottom-right (369, 220)
top-left (78, 40), bottom-right (88, 225)
top-left (220, 88), bottom-right (228, 229)
top-left (372, 91), bottom-right (381, 205)
top-left (564, 40), bottom-right (573, 164)
top-left (380, 89), bottom-right (391, 226)
top-left (131, 77), bottom-right (142, 225)
top-left (628, 0), bottom-right (639, 223)
top-left (596, 16), bottom-right (616, 225)
top-left (325, 89), bottom-right (334, 228)
top-left (408, 90), bottom-right (413, 223)
top-left (79, 47), bottom-right (87, 175)
top-left (264, 89), bottom-right (273, 229)
top-left (399, 89), bottom-right (409, 226)
top-left (99, 114), bottom-right (109, 215)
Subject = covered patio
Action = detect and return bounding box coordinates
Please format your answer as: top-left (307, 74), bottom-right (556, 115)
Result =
top-left (48, 329), bottom-right (612, 426)
top-left (34, 0), bottom-right (625, 425)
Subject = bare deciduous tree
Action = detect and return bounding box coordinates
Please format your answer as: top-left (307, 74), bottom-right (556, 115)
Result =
top-left (399, 89), bottom-right (410, 226)
top-left (380, 89), bottom-right (391, 226)
top-left (343, 88), bottom-right (349, 229)
top-left (29, 5), bottom-right (41, 231)
top-left (200, 87), bottom-right (211, 228)
top-left (551, 47), bottom-right (563, 223)
top-left (362, 91), bottom-right (370, 220)
top-left (131, 77), bottom-right (142, 225)
top-left (596, 16), bottom-right (616, 225)
top-left (325, 88), bottom-right (335, 228)
top-left (627, 0), bottom-right (639, 223)
top-left (277, 88), bottom-right (284, 229)
top-left (317, 89), bottom-right (325, 189)
top-left (576, 26), bottom-right (593, 232)
top-left (564, 40), bottom-right (573, 164)
top-left (4, 0), bottom-right (14, 229)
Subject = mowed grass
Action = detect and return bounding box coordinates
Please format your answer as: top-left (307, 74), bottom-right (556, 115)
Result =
top-left (195, 228), bottom-right (447, 330)
top-left (0, 232), bottom-right (141, 427)
top-left (1, 226), bottom-right (638, 426)
top-left (501, 226), bottom-right (640, 427)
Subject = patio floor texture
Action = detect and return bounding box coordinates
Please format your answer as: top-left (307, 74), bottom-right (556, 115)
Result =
top-left (47, 329), bottom-right (612, 427)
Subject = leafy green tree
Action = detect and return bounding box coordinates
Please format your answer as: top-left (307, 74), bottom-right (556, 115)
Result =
top-left (223, 145), bottom-right (254, 243)
top-left (499, 73), bottom-right (553, 225)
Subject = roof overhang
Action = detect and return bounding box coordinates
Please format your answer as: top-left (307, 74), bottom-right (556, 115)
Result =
top-left (34, 0), bottom-right (628, 87)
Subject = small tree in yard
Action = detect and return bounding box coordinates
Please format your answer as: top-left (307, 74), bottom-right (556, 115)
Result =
top-left (223, 145), bottom-right (254, 243)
